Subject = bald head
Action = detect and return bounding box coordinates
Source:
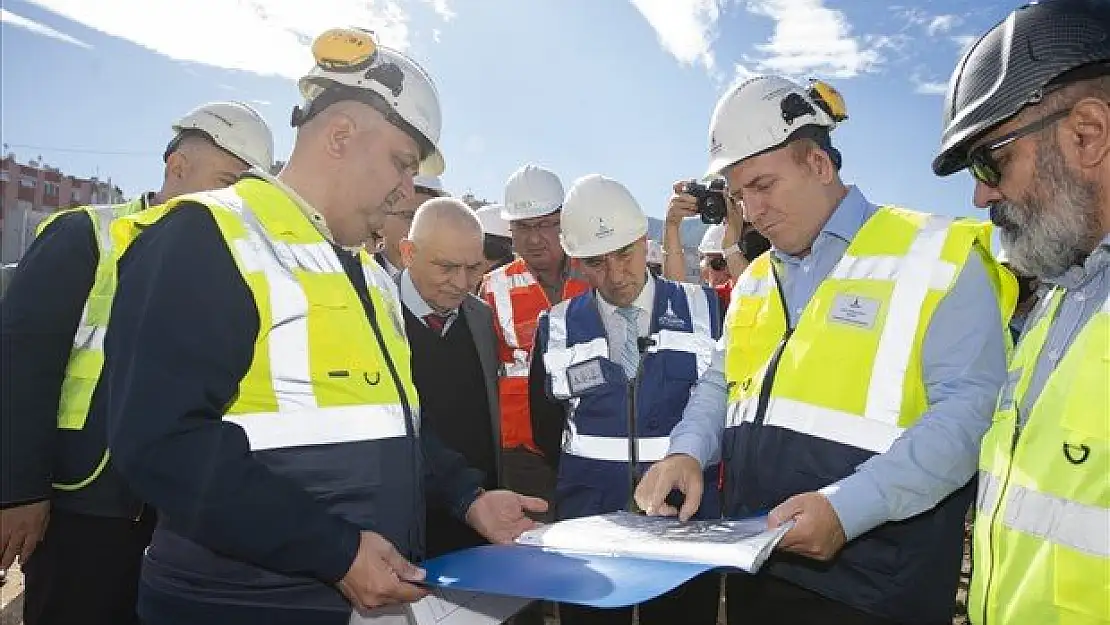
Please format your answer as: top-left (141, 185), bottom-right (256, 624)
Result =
top-left (401, 198), bottom-right (485, 313)
top-left (408, 197), bottom-right (483, 244)
top-left (280, 98), bottom-right (422, 247)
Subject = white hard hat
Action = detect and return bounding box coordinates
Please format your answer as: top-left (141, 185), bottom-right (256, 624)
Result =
top-left (172, 101), bottom-right (274, 170)
top-left (475, 204), bottom-right (511, 238)
top-left (559, 174), bottom-right (649, 259)
top-left (502, 164), bottom-right (564, 222)
top-left (698, 224), bottom-right (726, 255)
top-left (296, 27), bottom-right (444, 176)
top-left (646, 239), bottom-right (663, 265)
top-left (414, 175), bottom-right (447, 197)
top-left (706, 75), bottom-right (838, 177)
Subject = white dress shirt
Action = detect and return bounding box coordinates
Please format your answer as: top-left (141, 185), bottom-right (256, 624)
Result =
top-left (399, 269), bottom-right (458, 336)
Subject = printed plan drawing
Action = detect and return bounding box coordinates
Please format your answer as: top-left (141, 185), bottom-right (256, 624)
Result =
top-left (405, 587), bottom-right (529, 625)
top-left (515, 511), bottom-right (793, 573)
top-left (348, 588), bottom-right (526, 625)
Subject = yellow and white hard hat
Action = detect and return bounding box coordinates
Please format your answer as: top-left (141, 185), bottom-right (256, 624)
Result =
top-left (171, 101), bottom-right (275, 170)
top-left (559, 174), bottom-right (648, 259)
top-left (295, 27), bottom-right (445, 176)
top-left (706, 75), bottom-right (843, 177)
top-left (502, 164), bottom-right (565, 222)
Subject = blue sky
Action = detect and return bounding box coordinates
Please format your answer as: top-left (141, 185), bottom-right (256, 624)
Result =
top-left (1, 0), bottom-right (1015, 224)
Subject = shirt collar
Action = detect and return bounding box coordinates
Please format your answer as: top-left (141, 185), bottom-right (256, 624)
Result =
top-left (244, 168), bottom-right (362, 253)
top-left (377, 252), bottom-right (401, 278)
top-left (596, 272), bottom-right (655, 319)
top-left (1044, 233), bottom-right (1110, 289)
top-left (400, 269), bottom-right (457, 319)
top-left (772, 184), bottom-right (875, 263)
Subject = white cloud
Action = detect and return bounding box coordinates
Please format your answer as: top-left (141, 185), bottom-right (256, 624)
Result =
top-left (629, 0), bottom-right (723, 71)
top-left (26, 0), bottom-right (413, 80)
top-left (913, 77), bottom-right (948, 96)
top-left (926, 14), bottom-right (960, 36)
top-left (742, 0), bottom-right (887, 79)
top-left (432, 28), bottom-right (442, 43)
top-left (423, 0), bottom-right (455, 21)
top-left (1, 8), bottom-right (91, 49)
top-left (952, 34), bottom-right (977, 54)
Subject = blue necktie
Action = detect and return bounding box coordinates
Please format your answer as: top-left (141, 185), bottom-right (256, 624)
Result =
top-left (615, 307), bottom-right (640, 379)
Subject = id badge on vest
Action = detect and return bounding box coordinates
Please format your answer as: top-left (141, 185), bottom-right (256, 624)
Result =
top-left (565, 357), bottom-right (608, 396)
top-left (828, 293), bottom-right (881, 329)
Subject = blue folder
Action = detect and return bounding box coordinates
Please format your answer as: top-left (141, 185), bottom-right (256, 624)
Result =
top-left (419, 545), bottom-right (722, 608)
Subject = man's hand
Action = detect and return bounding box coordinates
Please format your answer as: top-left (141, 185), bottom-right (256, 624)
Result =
top-left (769, 492), bottom-right (847, 561)
top-left (666, 181), bottom-right (700, 225)
top-left (337, 531), bottom-right (428, 611)
top-left (0, 500), bottom-right (50, 570)
top-left (466, 490), bottom-right (549, 544)
top-left (633, 454), bottom-right (704, 521)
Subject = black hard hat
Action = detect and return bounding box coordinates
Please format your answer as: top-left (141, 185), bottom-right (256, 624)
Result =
top-left (932, 0), bottom-right (1110, 177)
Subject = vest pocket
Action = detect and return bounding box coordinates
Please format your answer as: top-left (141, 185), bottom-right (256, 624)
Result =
top-left (1054, 544), bottom-right (1110, 619)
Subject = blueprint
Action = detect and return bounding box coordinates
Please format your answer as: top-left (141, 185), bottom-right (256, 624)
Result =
top-left (348, 587), bottom-right (528, 625)
top-left (515, 511), bottom-right (792, 573)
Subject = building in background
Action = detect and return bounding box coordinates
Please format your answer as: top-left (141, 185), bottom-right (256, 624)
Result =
top-left (0, 153), bottom-right (124, 264)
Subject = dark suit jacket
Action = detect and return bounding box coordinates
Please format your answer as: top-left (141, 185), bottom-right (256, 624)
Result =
top-left (459, 293), bottom-right (503, 483)
top-left (393, 272), bottom-right (502, 485)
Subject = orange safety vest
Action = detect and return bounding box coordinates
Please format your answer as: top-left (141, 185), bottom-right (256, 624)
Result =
top-left (480, 258), bottom-right (589, 454)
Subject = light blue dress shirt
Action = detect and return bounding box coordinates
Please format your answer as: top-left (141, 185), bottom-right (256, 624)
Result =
top-left (668, 185), bottom-right (1008, 541)
top-left (1018, 234), bottom-right (1110, 422)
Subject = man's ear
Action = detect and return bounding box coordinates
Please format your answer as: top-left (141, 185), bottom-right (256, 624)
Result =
top-left (164, 150), bottom-right (188, 183)
top-left (1065, 97), bottom-right (1110, 171)
top-left (399, 239), bottom-right (416, 269)
top-left (324, 113), bottom-right (356, 160)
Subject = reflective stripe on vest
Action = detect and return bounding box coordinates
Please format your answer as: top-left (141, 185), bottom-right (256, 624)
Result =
top-left (971, 285), bottom-right (1110, 625)
top-left (544, 283), bottom-right (716, 463)
top-left (723, 206), bottom-right (1012, 452)
top-left (225, 404), bottom-right (409, 451)
top-left (141, 181), bottom-right (419, 451)
top-left (976, 470), bottom-right (1109, 558)
top-left (480, 258), bottom-right (589, 452)
top-left (37, 196), bottom-right (150, 491)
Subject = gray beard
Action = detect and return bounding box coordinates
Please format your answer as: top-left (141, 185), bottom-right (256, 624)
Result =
top-left (993, 140), bottom-right (1101, 279)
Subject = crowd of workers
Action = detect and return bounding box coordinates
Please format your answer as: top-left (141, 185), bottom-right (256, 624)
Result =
top-left (1, 1), bottom-right (1108, 624)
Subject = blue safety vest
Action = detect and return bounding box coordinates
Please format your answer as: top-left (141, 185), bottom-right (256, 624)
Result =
top-left (537, 276), bottom-right (722, 520)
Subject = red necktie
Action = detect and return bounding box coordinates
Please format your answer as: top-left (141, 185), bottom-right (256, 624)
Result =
top-left (424, 313), bottom-right (449, 334)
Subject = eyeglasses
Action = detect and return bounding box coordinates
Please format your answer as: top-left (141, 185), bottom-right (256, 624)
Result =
top-left (967, 108), bottom-right (1071, 188)
top-left (510, 218), bottom-right (561, 234)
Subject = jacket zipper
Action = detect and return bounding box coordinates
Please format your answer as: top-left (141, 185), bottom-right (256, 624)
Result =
top-left (980, 416), bottom-right (1022, 625)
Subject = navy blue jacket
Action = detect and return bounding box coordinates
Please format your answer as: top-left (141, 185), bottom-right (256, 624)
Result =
top-left (104, 202), bottom-right (483, 625)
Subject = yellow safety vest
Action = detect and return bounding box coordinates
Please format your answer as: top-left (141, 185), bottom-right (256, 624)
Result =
top-left (971, 287), bottom-right (1110, 625)
top-left (111, 178), bottom-right (420, 452)
top-left (35, 195), bottom-right (151, 491)
top-left (724, 205), bottom-right (1014, 454)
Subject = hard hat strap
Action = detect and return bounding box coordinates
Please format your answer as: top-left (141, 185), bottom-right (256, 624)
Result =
top-left (290, 83), bottom-right (433, 161)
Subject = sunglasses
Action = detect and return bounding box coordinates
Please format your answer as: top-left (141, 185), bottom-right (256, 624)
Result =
top-left (707, 256), bottom-right (727, 272)
top-left (967, 108), bottom-right (1071, 187)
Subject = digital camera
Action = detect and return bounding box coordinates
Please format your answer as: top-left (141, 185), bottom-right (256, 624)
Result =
top-left (684, 178), bottom-right (728, 225)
